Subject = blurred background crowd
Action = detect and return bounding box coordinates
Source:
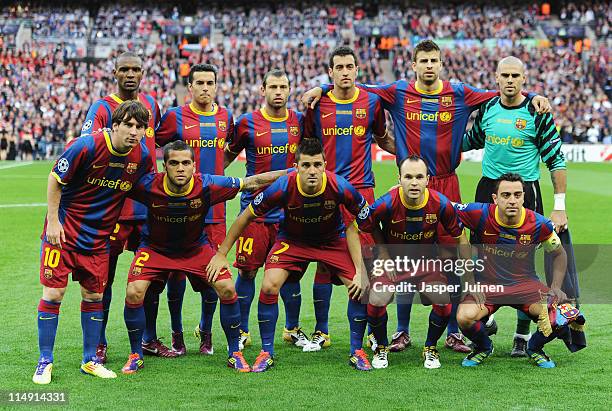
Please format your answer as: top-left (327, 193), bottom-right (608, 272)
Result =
top-left (0, 0), bottom-right (609, 160)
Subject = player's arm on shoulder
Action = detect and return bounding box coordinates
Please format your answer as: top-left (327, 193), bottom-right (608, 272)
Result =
top-left (46, 173), bottom-right (65, 247)
top-left (242, 169), bottom-right (290, 192)
top-left (451, 201), bottom-right (481, 231)
top-left (224, 115), bottom-right (248, 168)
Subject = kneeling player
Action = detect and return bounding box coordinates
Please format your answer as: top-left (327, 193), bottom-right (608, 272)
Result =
top-left (454, 173), bottom-right (571, 368)
top-left (120, 141), bottom-right (288, 374)
top-left (208, 138), bottom-right (371, 372)
top-left (359, 156), bottom-right (469, 368)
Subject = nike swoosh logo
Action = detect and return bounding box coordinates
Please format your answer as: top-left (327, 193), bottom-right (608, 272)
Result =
top-left (237, 295), bottom-right (249, 299)
top-left (406, 99), bottom-right (420, 104)
top-left (353, 318), bottom-right (367, 322)
top-left (484, 231), bottom-right (497, 236)
top-left (92, 164), bottom-right (105, 169)
top-left (185, 124), bottom-right (198, 130)
top-left (391, 219), bottom-right (405, 224)
top-left (291, 293), bottom-right (301, 298)
top-left (321, 112), bottom-right (334, 118)
top-left (231, 324), bottom-right (240, 329)
top-left (152, 204), bottom-right (164, 208)
top-left (90, 317), bottom-right (104, 322)
top-left (256, 131), bottom-right (269, 137)
top-left (127, 329), bottom-right (140, 332)
top-left (288, 206), bottom-right (301, 210)
top-left (39, 316), bottom-right (56, 320)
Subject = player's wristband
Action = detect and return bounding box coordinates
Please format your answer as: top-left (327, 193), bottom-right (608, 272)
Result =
top-left (553, 193), bottom-right (566, 211)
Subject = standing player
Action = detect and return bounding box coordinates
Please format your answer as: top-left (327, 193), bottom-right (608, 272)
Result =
top-left (208, 139), bottom-right (372, 372)
top-left (33, 101), bottom-right (153, 384)
top-left (358, 155), bottom-right (469, 369)
top-left (80, 51), bottom-right (174, 361)
top-left (302, 40), bottom-right (552, 353)
top-left (156, 64), bottom-right (234, 355)
top-left (462, 56), bottom-right (569, 356)
top-left (224, 69), bottom-right (307, 349)
top-left (303, 46), bottom-right (393, 351)
top-left (120, 141), bottom-right (288, 374)
top-left (454, 173), bottom-right (570, 368)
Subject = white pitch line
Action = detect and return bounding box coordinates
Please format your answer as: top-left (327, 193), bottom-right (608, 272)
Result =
top-left (0, 161), bottom-right (33, 170)
top-left (0, 202), bottom-right (46, 208)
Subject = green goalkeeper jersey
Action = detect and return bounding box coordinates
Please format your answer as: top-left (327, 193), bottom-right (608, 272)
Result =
top-left (462, 96), bottom-right (566, 181)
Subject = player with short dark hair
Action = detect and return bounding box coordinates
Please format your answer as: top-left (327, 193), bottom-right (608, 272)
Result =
top-left (156, 63), bottom-right (235, 356)
top-left (120, 141), bottom-right (288, 374)
top-left (80, 51), bottom-right (170, 362)
top-left (303, 45), bottom-right (393, 352)
top-left (224, 69), bottom-right (307, 350)
top-left (453, 173), bottom-right (572, 368)
top-left (302, 39), bottom-right (552, 354)
top-left (208, 138), bottom-right (373, 372)
top-left (358, 155), bottom-right (469, 369)
top-left (34, 101), bottom-right (153, 384)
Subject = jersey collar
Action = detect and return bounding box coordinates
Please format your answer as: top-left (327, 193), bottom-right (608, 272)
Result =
top-left (326, 88), bottom-right (360, 104)
top-left (163, 174), bottom-right (195, 197)
top-left (260, 107), bottom-right (288, 122)
top-left (495, 206), bottom-right (526, 228)
top-left (399, 187), bottom-right (429, 210)
top-left (297, 172), bottom-right (327, 197)
top-left (414, 80), bottom-right (443, 95)
top-left (189, 102), bottom-right (218, 116)
top-left (104, 130), bottom-right (132, 156)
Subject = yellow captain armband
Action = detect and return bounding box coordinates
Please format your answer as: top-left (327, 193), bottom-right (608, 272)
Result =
top-left (543, 231), bottom-right (561, 253)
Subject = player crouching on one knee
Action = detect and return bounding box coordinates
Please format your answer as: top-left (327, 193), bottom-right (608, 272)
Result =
top-left (120, 141), bottom-right (289, 374)
top-left (208, 138), bottom-right (372, 372)
top-left (454, 173), bottom-right (584, 368)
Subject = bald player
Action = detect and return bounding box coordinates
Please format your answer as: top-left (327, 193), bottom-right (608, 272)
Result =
top-left (462, 56), bottom-right (568, 356)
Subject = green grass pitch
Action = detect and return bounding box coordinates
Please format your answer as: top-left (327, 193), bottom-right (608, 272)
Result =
top-left (0, 160), bottom-right (611, 410)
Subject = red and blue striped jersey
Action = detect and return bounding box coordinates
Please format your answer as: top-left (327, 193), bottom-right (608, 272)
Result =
top-left (454, 202), bottom-right (555, 284)
top-left (359, 187), bottom-right (462, 244)
top-left (45, 130), bottom-right (153, 253)
top-left (357, 80), bottom-right (497, 176)
top-left (304, 89), bottom-right (385, 188)
top-left (228, 108), bottom-right (304, 223)
top-left (130, 173), bottom-right (243, 254)
top-left (81, 92), bottom-right (161, 221)
top-left (155, 103), bottom-right (234, 223)
top-left (249, 170), bottom-right (368, 244)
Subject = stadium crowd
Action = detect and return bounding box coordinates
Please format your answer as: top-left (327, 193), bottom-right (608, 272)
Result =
top-left (0, 1), bottom-right (610, 160)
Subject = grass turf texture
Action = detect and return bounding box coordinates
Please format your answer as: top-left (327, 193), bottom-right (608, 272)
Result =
top-left (0, 160), bottom-right (611, 410)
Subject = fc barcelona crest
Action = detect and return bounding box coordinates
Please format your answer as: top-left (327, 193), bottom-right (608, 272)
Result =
top-left (44, 269), bottom-right (53, 279)
top-left (515, 118), bottom-right (527, 130)
top-left (355, 108), bottom-right (367, 119)
top-left (519, 234), bottom-right (532, 245)
top-left (131, 266), bottom-right (142, 276)
top-left (190, 198), bottom-right (202, 209)
top-left (218, 121), bottom-right (227, 132)
top-left (290, 126), bottom-right (299, 136)
top-left (441, 96), bottom-right (453, 107)
top-left (269, 255), bottom-right (279, 264)
top-left (324, 200), bottom-right (336, 210)
top-left (126, 162), bottom-right (138, 174)
top-left (425, 213), bottom-right (437, 224)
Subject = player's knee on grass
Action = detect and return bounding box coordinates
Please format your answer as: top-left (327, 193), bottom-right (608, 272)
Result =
top-left (42, 286), bottom-right (66, 303)
top-left (80, 286), bottom-right (102, 302)
top-left (125, 281), bottom-right (149, 305)
top-left (213, 279), bottom-right (236, 301)
top-left (239, 269), bottom-right (257, 281)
